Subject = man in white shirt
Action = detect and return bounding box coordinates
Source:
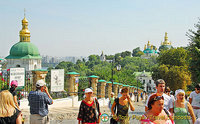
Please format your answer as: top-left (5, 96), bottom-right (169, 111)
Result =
top-left (189, 84), bottom-right (200, 118)
top-left (145, 79), bottom-right (173, 112)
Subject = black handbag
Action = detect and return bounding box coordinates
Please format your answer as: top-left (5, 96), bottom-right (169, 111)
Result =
top-left (110, 117), bottom-right (118, 124)
top-left (110, 98), bottom-right (119, 124)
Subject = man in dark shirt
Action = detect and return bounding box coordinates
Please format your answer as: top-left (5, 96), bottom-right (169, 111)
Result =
top-left (28, 80), bottom-right (53, 124)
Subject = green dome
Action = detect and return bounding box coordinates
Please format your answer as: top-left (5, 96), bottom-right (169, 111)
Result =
top-left (149, 50), bottom-right (154, 53)
top-left (144, 48), bottom-right (157, 54)
top-left (6, 42), bottom-right (41, 59)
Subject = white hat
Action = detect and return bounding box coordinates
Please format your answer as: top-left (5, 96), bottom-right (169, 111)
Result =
top-left (85, 88), bottom-right (93, 93)
top-left (111, 92), bottom-right (114, 95)
top-left (175, 89), bottom-right (185, 96)
top-left (36, 80), bottom-right (46, 87)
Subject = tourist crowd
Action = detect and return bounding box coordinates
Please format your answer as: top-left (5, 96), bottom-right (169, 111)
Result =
top-left (1, 78), bottom-right (200, 124)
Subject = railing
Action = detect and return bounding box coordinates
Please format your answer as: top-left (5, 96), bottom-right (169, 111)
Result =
top-left (0, 70), bottom-right (10, 90)
top-left (0, 70), bottom-right (33, 100)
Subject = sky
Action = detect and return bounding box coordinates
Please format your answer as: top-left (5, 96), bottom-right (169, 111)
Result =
top-left (0, 0), bottom-right (200, 57)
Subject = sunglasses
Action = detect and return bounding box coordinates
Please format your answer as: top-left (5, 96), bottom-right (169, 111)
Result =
top-left (148, 95), bottom-right (164, 107)
top-left (153, 96), bottom-right (164, 101)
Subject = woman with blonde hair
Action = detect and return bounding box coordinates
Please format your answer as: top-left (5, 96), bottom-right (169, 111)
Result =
top-left (171, 89), bottom-right (196, 124)
top-left (0, 90), bottom-right (22, 124)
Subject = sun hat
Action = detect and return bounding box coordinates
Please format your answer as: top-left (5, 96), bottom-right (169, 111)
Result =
top-left (85, 88), bottom-right (93, 93)
top-left (36, 80), bottom-right (46, 87)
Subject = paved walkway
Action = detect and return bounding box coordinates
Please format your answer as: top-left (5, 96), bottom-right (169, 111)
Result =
top-left (23, 99), bottom-right (145, 124)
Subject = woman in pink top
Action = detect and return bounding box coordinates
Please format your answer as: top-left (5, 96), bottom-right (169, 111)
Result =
top-left (141, 93), bottom-right (174, 124)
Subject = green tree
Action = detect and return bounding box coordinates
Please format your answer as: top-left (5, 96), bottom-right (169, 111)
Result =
top-left (132, 47), bottom-right (144, 57)
top-left (120, 56), bottom-right (154, 72)
top-left (152, 64), bottom-right (191, 91)
top-left (55, 61), bottom-right (76, 73)
top-left (86, 55), bottom-right (101, 69)
top-left (158, 47), bottom-right (190, 66)
top-left (105, 55), bottom-right (114, 60)
top-left (187, 19), bottom-right (200, 84)
top-left (114, 53), bottom-right (121, 63)
top-left (159, 45), bottom-right (172, 52)
top-left (121, 51), bottom-right (131, 58)
top-left (152, 48), bottom-right (192, 91)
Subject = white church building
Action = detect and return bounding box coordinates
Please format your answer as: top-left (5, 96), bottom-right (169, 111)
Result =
top-left (5, 16), bottom-right (41, 71)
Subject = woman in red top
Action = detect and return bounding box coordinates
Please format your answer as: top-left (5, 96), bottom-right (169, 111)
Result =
top-left (77, 88), bottom-right (101, 124)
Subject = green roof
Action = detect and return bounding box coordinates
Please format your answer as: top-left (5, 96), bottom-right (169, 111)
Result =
top-left (113, 82), bottom-right (119, 85)
top-left (79, 76), bottom-right (87, 78)
top-left (133, 71), bottom-right (152, 77)
top-left (67, 72), bottom-right (80, 75)
top-left (118, 83), bottom-right (123, 85)
top-left (123, 85), bottom-right (130, 87)
top-left (98, 80), bottom-right (106, 82)
top-left (32, 69), bottom-right (48, 72)
top-left (143, 48), bottom-right (157, 54)
top-left (88, 75), bottom-right (99, 78)
top-left (6, 42), bottom-right (41, 59)
top-left (106, 81), bottom-right (112, 84)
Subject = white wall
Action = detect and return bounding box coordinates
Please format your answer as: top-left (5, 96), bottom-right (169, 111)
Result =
top-left (6, 59), bottom-right (41, 71)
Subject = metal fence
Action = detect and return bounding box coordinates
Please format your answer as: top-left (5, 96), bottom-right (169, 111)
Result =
top-left (0, 70), bottom-right (10, 90)
top-left (0, 72), bottom-right (111, 100)
top-left (0, 70), bottom-right (33, 101)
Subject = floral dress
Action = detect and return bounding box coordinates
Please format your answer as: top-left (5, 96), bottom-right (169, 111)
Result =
top-left (174, 101), bottom-right (190, 124)
top-left (77, 98), bottom-right (101, 124)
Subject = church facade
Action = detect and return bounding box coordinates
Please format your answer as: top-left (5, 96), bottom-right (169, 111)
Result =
top-left (141, 41), bottom-right (158, 59)
top-left (6, 15), bottom-right (42, 71)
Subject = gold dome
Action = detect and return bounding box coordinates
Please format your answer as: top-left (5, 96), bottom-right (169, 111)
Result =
top-left (163, 32), bottom-right (171, 45)
top-left (20, 29), bottom-right (30, 34)
top-left (144, 44), bottom-right (147, 50)
top-left (19, 16), bottom-right (30, 42)
top-left (22, 17), bottom-right (28, 23)
top-left (147, 41), bottom-right (150, 46)
top-left (151, 45), bottom-right (153, 50)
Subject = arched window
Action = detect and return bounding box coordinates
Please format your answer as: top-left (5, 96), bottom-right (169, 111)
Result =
top-left (34, 65), bottom-right (37, 70)
top-left (16, 65), bottom-right (20, 67)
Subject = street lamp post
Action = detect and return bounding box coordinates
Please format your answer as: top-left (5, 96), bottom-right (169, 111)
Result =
top-left (116, 64), bottom-right (121, 81)
top-left (137, 79), bottom-right (139, 102)
top-left (116, 64), bottom-right (121, 94)
top-left (111, 59), bottom-right (114, 92)
top-left (111, 59), bottom-right (121, 92)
